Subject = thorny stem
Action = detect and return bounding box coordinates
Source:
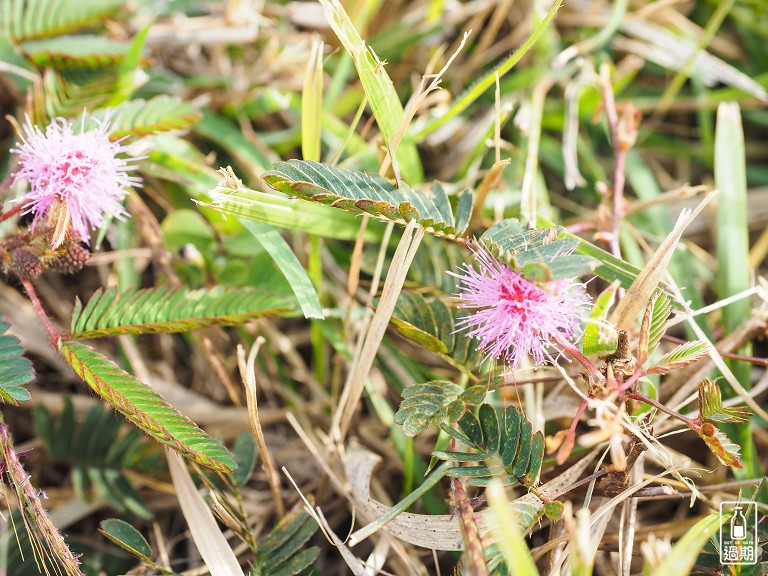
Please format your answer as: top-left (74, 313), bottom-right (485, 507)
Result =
top-left (627, 391), bottom-right (695, 427)
top-left (20, 278), bottom-right (60, 347)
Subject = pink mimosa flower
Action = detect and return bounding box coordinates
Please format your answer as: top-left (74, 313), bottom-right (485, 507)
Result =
top-left (11, 113), bottom-right (140, 246)
top-left (449, 244), bottom-right (590, 368)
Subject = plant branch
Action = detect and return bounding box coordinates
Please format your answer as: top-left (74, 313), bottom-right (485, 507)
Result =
top-left (627, 391), bottom-right (695, 427)
top-left (21, 278), bottom-right (61, 347)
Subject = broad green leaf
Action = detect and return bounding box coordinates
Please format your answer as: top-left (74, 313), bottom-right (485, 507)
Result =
top-left (201, 181), bottom-right (381, 241)
top-left (1, 0), bottom-right (124, 42)
top-left (20, 36), bottom-right (130, 68)
top-left (647, 340), bottom-right (709, 375)
top-left (0, 317), bottom-right (34, 404)
top-left (86, 96), bottom-right (202, 138)
top-left (70, 286), bottom-right (295, 339)
top-left (58, 341), bottom-right (236, 473)
top-left (319, 0), bottom-right (423, 183)
top-left (98, 519), bottom-right (152, 562)
top-left (262, 160), bottom-right (472, 237)
top-left (582, 281), bottom-right (620, 356)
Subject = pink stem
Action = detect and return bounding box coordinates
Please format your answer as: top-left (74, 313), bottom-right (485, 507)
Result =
top-left (21, 278), bottom-right (60, 347)
top-left (554, 333), bottom-right (604, 380)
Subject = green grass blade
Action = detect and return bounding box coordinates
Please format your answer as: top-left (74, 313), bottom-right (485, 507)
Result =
top-left (412, 0), bottom-right (564, 140)
top-left (241, 220), bottom-right (323, 319)
top-left (714, 101), bottom-right (758, 479)
top-left (319, 0), bottom-right (423, 182)
top-left (648, 513), bottom-right (725, 576)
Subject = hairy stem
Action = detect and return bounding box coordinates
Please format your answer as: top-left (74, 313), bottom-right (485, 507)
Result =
top-left (21, 278), bottom-right (61, 347)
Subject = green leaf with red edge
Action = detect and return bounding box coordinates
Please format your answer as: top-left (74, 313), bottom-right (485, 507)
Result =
top-left (698, 379), bottom-right (750, 424)
top-left (696, 424), bottom-right (744, 468)
top-left (70, 285), bottom-right (294, 339)
top-left (85, 96), bottom-right (202, 139)
top-left (647, 340), bottom-right (709, 374)
top-left (58, 340), bottom-right (236, 473)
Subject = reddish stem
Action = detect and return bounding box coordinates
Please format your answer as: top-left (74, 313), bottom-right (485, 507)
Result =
top-left (599, 67), bottom-right (628, 260)
top-left (0, 200), bottom-right (30, 223)
top-left (627, 391), bottom-right (695, 427)
top-left (21, 278), bottom-right (60, 347)
top-left (554, 333), bottom-right (604, 380)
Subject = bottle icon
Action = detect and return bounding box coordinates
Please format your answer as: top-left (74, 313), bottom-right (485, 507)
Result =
top-left (731, 505), bottom-right (747, 540)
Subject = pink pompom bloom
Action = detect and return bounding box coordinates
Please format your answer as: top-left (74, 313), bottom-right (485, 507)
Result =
top-left (449, 244), bottom-right (591, 368)
top-left (11, 114), bottom-right (140, 246)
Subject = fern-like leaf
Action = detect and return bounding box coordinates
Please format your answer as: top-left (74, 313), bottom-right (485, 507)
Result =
top-left (647, 340), bottom-right (709, 375)
top-left (19, 36), bottom-right (131, 69)
top-left (696, 424), bottom-right (743, 468)
top-left (480, 219), bottom-right (597, 281)
top-left (1, 0), bottom-right (124, 42)
top-left (58, 341), bottom-right (236, 473)
top-left (390, 292), bottom-right (482, 371)
top-left (85, 96), bottom-right (202, 138)
top-left (394, 381), bottom-right (485, 437)
top-left (262, 160), bottom-right (473, 237)
top-left (36, 398), bottom-right (159, 518)
top-left (0, 316), bottom-right (34, 404)
top-left (433, 404), bottom-right (545, 488)
top-left (697, 379), bottom-right (750, 424)
top-left (70, 286), bottom-right (294, 339)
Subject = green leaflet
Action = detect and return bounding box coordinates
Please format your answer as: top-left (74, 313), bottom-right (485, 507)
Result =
top-left (85, 96), bottom-right (202, 138)
top-left (390, 292), bottom-right (481, 371)
top-left (70, 286), bottom-right (295, 339)
top-left (481, 219), bottom-right (597, 281)
top-left (58, 341), bottom-right (236, 473)
top-left (394, 381), bottom-right (482, 437)
top-left (435, 404), bottom-right (545, 488)
top-left (0, 316), bottom-right (34, 404)
top-left (262, 160), bottom-right (473, 237)
top-left (0, 0), bottom-right (124, 42)
top-left (20, 36), bottom-right (131, 68)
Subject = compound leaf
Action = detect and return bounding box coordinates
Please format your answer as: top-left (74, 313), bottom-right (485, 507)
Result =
top-left (0, 316), bottom-right (34, 404)
top-left (262, 160), bottom-right (473, 237)
top-left (648, 340), bottom-right (709, 375)
top-left (58, 341), bottom-right (236, 473)
top-left (70, 286), bottom-right (294, 339)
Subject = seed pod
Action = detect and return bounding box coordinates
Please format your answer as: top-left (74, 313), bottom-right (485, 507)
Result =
top-left (11, 249), bottom-right (43, 279)
top-left (49, 242), bottom-right (91, 275)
